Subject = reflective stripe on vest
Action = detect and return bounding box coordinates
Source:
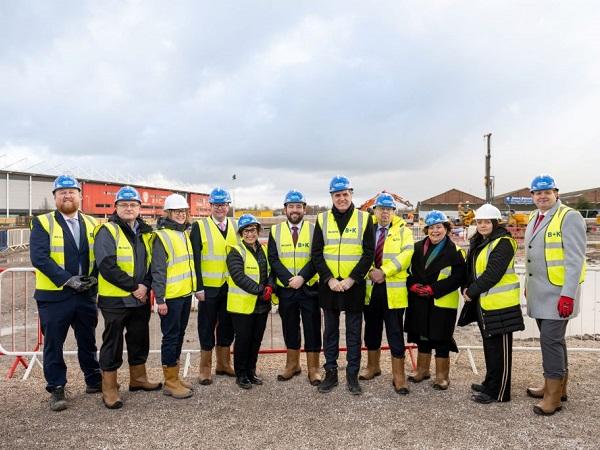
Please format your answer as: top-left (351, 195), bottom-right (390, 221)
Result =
top-left (529, 206), bottom-right (586, 286)
top-left (272, 221), bottom-right (318, 287)
top-left (34, 212), bottom-right (97, 291)
top-left (196, 217), bottom-right (239, 287)
top-left (433, 244), bottom-right (466, 309)
top-left (365, 216), bottom-right (414, 309)
top-left (96, 222), bottom-right (153, 297)
top-left (319, 209), bottom-right (367, 279)
top-left (155, 228), bottom-right (196, 299)
top-left (227, 244), bottom-right (269, 314)
top-left (475, 236), bottom-right (520, 311)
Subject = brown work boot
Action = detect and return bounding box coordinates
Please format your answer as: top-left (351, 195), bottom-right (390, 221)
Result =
top-left (176, 360), bottom-right (193, 390)
top-left (306, 352), bottom-right (322, 386)
top-left (215, 346), bottom-right (236, 377)
top-left (102, 371), bottom-right (123, 409)
top-left (526, 379), bottom-right (546, 399)
top-left (198, 350), bottom-right (213, 385)
top-left (533, 378), bottom-right (563, 416)
top-left (432, 357), bottom-right (450, 390)
top-left (359, 349), bottom-right (382, 380)
top-left (408, 352), bottom-right (431, 383)
top-left (129, 364), bottom-right (162, 392)
top-left (391, 356), bottom-right (409, 395)
top-left (163, 366), bottom-right (193, 399)
top-left (277, 349), bottom-right (302, 381)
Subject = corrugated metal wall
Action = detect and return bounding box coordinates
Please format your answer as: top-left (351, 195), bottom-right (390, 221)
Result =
top-left (0, 173), bottom-right (54, 214)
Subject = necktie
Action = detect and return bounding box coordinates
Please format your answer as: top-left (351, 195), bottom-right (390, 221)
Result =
top-left (532, 214), bottom-right (545, 233)
top-left (68, 218), bottom-right (80, 249)
top-left (291, 226), bottom-right (299, 246)
top-left (375, 227), bottom-right (386, 268)
top-left (218, 221), bottom-right (226, 232)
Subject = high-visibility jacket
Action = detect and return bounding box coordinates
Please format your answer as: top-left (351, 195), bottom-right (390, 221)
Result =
top-left (475, 236), bottom-right (520, 311)
top-left (34, 212), bottom-right (97, 291)
top-left (195, 217), bottom-right (239, 287)
top-left (96, 222), bottom-right (153, 297)
top-left (434, 244), bottom-right (466, 309)
top-left (365, 216), bottom-right (414, 308)
top-left (317, 209), bottom-right (369, 279)
top-left (270, 221), bottom-right (318, 287)
top-left (154, 228), bottom-right (196, 299)
top-left (528, 206), bottom-right (586, 286)
top-left (227, 244), bottom-right (270, 314)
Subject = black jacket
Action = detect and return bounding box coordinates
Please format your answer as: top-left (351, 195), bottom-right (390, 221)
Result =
top-left (311, 204), bottom-right (374, 312)
top-left (405, 236), bottom-right (466, 346)
top-left (464, 226), bottom-right (524, 337)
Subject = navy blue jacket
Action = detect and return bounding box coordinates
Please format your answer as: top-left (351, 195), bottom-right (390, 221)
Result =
top-left (30, 210), bottom-right (97, 302)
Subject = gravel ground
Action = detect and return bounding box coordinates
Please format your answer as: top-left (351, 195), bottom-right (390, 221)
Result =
top-left (1, 349), bottom-right (599, 449)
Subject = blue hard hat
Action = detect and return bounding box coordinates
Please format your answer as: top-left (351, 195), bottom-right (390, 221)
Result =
top-left (115, 185), bottom-right (141, 204)
top-left (425, 210), bottom-right (449, 227)
top-left (374, 193), bottom-right (396, 209)
top-left (329, 175), bottom-right (352, 193)
top-left (237, 214), bottom-right (260, 232)
top-left (530, 174), bottom-right (558, 192)
top-left (284, 189), bottom-right (306, 205)
top-left (53, 175), bottom-right (80, 193)
top-left (209, 187), bottom-right (232, 204)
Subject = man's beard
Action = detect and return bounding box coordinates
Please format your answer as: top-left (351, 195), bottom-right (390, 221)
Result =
top-left (59, 201), bottom-right (78, 215)
top-left (287, 214), bottom-right (303, 225)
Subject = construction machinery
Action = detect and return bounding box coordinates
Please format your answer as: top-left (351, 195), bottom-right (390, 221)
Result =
top-left (359, 191), bottom-right (413, 212)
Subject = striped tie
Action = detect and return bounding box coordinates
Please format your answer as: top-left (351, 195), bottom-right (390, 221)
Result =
top-left (375, 227), bottom-right (386, 268)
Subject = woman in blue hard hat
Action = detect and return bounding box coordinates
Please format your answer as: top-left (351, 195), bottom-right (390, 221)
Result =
top-left (405, 210), bottom-right (466, 391)
top-left (461, 204), bottom-right (524, 404)
top-left (226, 214), bottom-right (274, 389)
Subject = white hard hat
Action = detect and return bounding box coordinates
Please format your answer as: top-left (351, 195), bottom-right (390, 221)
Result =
top-left (474, 204), bottom-right (502, 220)
top-left (164, 193), bottom-right (189, 211)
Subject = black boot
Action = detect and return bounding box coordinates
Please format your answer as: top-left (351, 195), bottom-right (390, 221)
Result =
top-left (236, 376), bottom-right (252, 390)
top-left (248, 371), bottom-right (263, 385)
top-left (346, 372), bottom-right (362, 396)
top-left (49, 386), bottom-right (67, 411)
top-left (318, 369), bottom-right (338, 393)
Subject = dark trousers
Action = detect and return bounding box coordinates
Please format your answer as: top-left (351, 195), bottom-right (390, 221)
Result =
top-left (159, 296), bottom-right (192, 367)
top-left (417, 340), bottom-right (451, 358)
top-left (99, 303), bottom-right (151, 371)
top-left (231, 312), bottom-right (268, 377)
top-left (480, 331), bottom-right (513, 402)
top-left (363, 284), bottom-right (405, 358)
top-left (536, 319), bottom-right (569, 379)
top-left (198, 284), bottom-right (234, 350)
top-left (278, 289), bottom-right (322, 352)
top-left (37, 295), bottom-right (101, 392)
top-left (323, 309), bottom-right (362, 374)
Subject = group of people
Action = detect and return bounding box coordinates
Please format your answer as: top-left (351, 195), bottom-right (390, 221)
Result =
top-left (30, 173), bottom-right (586, 417)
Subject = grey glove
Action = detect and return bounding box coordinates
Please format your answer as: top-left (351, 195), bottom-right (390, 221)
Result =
top-left (65, 275), bottom-right (97, 292)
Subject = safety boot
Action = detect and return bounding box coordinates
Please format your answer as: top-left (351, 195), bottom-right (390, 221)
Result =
top-left (359, 349), bottom-right (382, 380)
top-left (346, 371), bottom-right (362, 395)
top-left (533, 378), bottom-right (563, 416)
top-left (432, 357), bottom-right (450, 390)
top-left (215, 346), bottom-right (236, 377)
top-left (129, 364), bottom-right (162, 392)
top-left (277, 349), bottom-right (302, 381)
top-left (527, 374), bottom-right (568, 401)
top-left (318, 368), bottom-right (338, 393)
top-left (49, 386), bottom-right (68, 412)
top-left (163, 366), bottom-right (193, 399)
top-left (391, 356), bottom-right (409, 395)
top-left (306, 352), bottom-right (322, 386)
top-left (198, 350), bottom-right (213, 385)
top-left (176, 360), bottom-right (193, 390)
top-left (407, 352), bottom-right (431, 383)
top-left (102, 371), bottom-right (123, 409)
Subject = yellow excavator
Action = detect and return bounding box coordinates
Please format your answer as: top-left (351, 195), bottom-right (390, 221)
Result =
top-left (457, 202), bottom-right (475, 226)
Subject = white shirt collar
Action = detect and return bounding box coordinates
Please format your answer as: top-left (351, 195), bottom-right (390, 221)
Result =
top-left (288, 220), bottom-right (303, 230)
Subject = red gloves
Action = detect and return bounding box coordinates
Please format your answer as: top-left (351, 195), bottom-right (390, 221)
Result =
top-left (409, 284), bottom-right (433, 297)
top-left (409, 284), bottom-right (422, 294)
top-left (557, 296), bottom-right (574, 318)
top-left (262, 285), bottom-right (273, 301)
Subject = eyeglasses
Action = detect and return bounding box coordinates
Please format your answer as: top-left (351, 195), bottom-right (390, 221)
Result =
top-left (55, 190), bottom-right (79, 197)
top-left (242, 228), bottom-right (258, 234)
top-left (170, 209), bottom-right (188, 215)
top-left (117, 202), bottom-right (141, 209)
top-left (211, 204), bottom-right (229, 209)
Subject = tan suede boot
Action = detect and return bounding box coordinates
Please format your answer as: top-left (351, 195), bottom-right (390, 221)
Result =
top-left (533, 378), bottom-right (563, 416)
top-left (176, 360), bottom-right (193, 389)
top-left (391, 356), bottom-right (409, 395)
top-left (198, 350), bottom-right (213, 385)
top-left (306, 352), bottom-right (322, 386)
top-left (407, 352), bottom-right (431, 383)
top-left (129, 364), bottom-right (162, 392)
top-left (215, 346), bottom-right (236, 377)
top-left (102, 371), bottom-right (123, 409)
top-left (359, 350), bottom-right (382, 380)
top-left (432, 357), bottom-right (450, 390)
top-left (526, 379), bottom-right (546, 399)
top-left (163, 366), bottom-right (193, 399)
top-left (277, 349), bottom-right (302, 381)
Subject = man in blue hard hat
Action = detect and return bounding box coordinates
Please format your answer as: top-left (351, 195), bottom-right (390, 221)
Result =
top-left (312, 176), bottom-right (374, 395)
top-left (94, 185), bottom-right (161, 409)
top-left (524, 174), bottom-right (587, 416)
top-left (29, 175), bottom-right (101, 411)
top-left (268, 190), bottom-right (322, 385)
top-left (190, 187), bottom-right (238, 384)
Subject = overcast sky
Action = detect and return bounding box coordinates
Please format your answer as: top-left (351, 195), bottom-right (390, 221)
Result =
top-left (1, 1), bottom-right (599, 208)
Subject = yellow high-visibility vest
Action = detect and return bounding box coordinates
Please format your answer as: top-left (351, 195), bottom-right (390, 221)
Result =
top-left (195, 217), bottom-right (239, 288)
top-left (154, 228), bottom-right (196, 299)
top-left (529, 206), bottom-right (586, 286)
top-left (365, 216), bottom-right (414, 309)
top-left (227, 244), bottom-right (270, 314)
top-left (271, 221), bottom-right (318, 287)
top-left (96, 222), bottom-right (153, 297)
top-left (318, 209), bottom-right (368, 279)
top-left (475, 236), bottom-right (520, 311)
top-left (434, 244), bottom-right (466, 309)
top-left (34, 212), bottom-right (97, 291)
